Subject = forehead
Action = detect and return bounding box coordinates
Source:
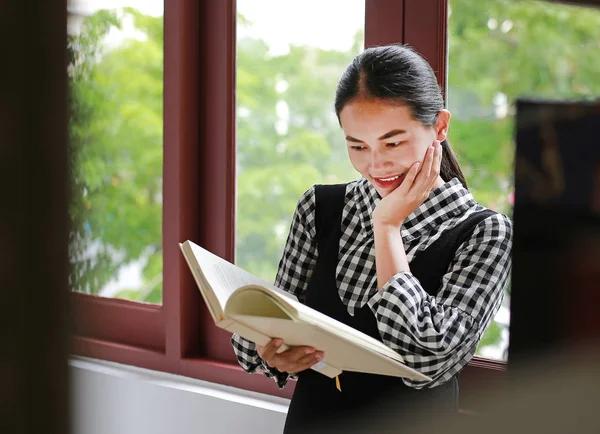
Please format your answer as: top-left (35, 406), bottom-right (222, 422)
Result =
top-left (339, 99), bottom-right (417, 134)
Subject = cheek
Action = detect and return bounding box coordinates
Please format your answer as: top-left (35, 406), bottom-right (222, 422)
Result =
top-left (348, 151), bottom-right (368, 173)
top-left (391, 145), bottom-right (423, 166)
top-left (410, 140), bottom-right (433, 162)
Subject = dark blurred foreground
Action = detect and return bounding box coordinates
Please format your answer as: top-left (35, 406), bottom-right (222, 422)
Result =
top-left (0, 1), bottom-right (70, 434)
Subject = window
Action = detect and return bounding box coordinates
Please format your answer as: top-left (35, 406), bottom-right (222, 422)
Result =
top-left (69, 0), bottom-right (282, 397)
top-left (68, 0), bottom-right (165, 305)
top-left (447, 0), bottom-right (600, 361)
top-left (235, 0), bottom-right (365, 280)
top-left (71, 0), bottom-right (542, 411)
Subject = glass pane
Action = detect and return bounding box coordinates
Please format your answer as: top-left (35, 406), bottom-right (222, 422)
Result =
top-left (235, 0), bottom-right (364, 281)
top-left (67, 0), bottom-right (164, 304)
top-left (448, 0), bottom-right (600, 359)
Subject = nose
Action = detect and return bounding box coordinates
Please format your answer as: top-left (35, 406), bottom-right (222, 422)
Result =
top-left (369, 148), bottom-right (390, 170)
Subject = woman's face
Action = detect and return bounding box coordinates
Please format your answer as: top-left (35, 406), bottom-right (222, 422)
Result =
top-left (339, 99), bottom-right (450, 198)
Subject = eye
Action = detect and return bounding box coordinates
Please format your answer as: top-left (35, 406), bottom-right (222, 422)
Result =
top-left (350, 145), bottom-right (366, 151)
top-left (386, 141), bottom-right (404, 148)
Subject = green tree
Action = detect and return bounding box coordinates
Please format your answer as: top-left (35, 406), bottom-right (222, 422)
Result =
top-left (235, 30), bottom-right (362, 279)
top-left (68, 8), bottom-right (163, 303)
top-left (448, 0), bottom-right (600, 214)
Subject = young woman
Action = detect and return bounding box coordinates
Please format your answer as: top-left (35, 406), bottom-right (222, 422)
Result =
top-left (231, 44), bottom-right (512, 433)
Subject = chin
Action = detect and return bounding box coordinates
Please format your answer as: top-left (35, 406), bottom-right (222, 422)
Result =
top-left (368, 177), bottom-right (403, 198)
top-left (368, 183), bottom-right (388, 198)
top-left (375, 187), bottom-right (389, 198)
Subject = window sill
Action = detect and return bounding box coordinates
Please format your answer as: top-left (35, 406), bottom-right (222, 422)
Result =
top-left (70, 356), bottom-right (290, 414)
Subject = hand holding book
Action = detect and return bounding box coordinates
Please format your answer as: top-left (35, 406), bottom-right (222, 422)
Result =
top-left (258, 338), bottom-right (325, 374)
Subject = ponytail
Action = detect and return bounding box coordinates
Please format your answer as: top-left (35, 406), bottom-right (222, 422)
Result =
top-left (440, 139), bottom-right (468, 189)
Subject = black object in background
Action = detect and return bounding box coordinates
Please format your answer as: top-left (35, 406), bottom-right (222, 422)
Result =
top-left (0, 1), bottom-right (70, 434)
top-left (509, 98), bottom-right (600, 369)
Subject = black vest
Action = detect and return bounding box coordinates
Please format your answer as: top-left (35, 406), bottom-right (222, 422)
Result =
top-left (283, 184), bottom-right (494, 434)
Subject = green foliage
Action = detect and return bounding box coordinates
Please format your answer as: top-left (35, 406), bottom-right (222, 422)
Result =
top-left (477, 320), bottom-right (503, 352)
top-left (235, 22), bottom-right (361, 283)
top-left (68, 9), bottom-right (163, 298)
top-left (450, 118), bottom-right (514, 211)
top-left (449, 0), bottom-right (600, 106)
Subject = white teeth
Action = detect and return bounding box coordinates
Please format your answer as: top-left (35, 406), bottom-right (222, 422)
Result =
top-left (379, 175), bottom-right (400, 182)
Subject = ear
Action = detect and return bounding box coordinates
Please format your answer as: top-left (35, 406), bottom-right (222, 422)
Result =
top-left (435, 109), bottom-right (451, 142)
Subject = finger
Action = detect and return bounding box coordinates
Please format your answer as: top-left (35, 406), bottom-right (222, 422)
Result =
top-left (401, 161), bottom-right (420, 192)
top-left (259, 338), bottom-right (284, 363)
top-left (268, 345), bottom-right (314, 370)
top-left (428, 141), bottom-right (443, 190)
top-left (434, 140), bottom-right (443, 175)
top-left (280, 346), bottom-right (316, 364)
top-left (295, 353), bottom-right (325, 373)
top-left (406, 144), bottom-right (436, 203)
top-left (422, 144), bottom-right (436, 179)
top-left (294, 350), bottom-right (323, 367)
top-left (281, 351), bottom-right (324, 374)
top-left (411, 144), bottom-right (435, 193)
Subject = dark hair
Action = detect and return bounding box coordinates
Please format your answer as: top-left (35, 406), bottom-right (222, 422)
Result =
top-left (334, 44), bottom-right (468, 189)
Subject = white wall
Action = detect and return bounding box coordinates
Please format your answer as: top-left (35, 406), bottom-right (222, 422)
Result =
top-left (70, 358), bottom-right (289, 434)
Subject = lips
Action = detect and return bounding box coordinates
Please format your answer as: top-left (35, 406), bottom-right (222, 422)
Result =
top-left (373, 173), bottom-right (406, 190)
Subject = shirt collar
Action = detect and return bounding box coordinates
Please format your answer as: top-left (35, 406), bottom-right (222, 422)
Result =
top-left (356, 177), bottom-right (476, 241)
top-left (355, 178), bottom-right (380, 237)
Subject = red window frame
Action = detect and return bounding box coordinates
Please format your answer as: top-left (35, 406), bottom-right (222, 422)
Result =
top-left (72, 0), bottom-right (506, 409)
top-left (376, 0), bottom-right (508, 400)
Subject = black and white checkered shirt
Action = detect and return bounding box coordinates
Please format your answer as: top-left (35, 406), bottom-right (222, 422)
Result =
top-left (231, 177), bottom-right (512, 389)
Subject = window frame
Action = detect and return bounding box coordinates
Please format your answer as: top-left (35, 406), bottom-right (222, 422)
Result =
top-left (72, 0), bottom-right (508, 409)
top-left (390, 0), bottom-right (509, 398)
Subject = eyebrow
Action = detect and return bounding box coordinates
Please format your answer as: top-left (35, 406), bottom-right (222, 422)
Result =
top-left (345, 129), bottom-right (408, 143)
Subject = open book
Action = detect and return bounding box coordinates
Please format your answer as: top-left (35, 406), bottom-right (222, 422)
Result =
top-left (179, 240), bottom-right (431, 382)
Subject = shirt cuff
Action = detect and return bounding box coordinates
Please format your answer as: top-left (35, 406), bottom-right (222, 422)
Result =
top-left (259, 359), bottom-right (293, 389)
top-left (367, 271), bottom-right (425, 312)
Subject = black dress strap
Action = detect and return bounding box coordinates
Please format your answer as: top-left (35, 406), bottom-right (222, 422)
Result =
top-left (410, 208), bottom-right (496, 297)
top-left (314, 183), bottom-right (347, 251)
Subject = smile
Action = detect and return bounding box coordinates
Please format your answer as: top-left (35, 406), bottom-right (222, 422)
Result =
top-left (378, 175), bottom-right (400, 182)
top-left (372, 173), bottom-right (406, 189)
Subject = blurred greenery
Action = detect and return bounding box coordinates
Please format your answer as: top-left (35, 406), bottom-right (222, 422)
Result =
top-left (68, 8), bottom-right (163, 303)
top-left (67, 0), bottom-right (600, 357)
top-left (476, 321), bottom-right (503, 354)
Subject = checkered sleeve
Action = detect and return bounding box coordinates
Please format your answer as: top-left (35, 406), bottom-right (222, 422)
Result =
top-left (367, 213), bottom-right (513, 388)
top-left (230, 186), bottom-right (318, 389)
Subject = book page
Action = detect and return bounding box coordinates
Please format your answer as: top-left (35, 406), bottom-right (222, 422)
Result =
top-left (179, 242), bottom-right (222, 321)
top-left (184, 241), bottom-right (296, 309)
top-left (247, 286), bottom-right (406, 363)
top-left (224, 289), bottom-right (292, 319)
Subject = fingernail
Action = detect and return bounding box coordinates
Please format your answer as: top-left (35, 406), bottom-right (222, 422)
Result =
top-left (305, 348), bottom-right (315, 354)
top-left (274, 339), bottom-right (283, 347)
top-left (315, 355), bottom-right (322, 362)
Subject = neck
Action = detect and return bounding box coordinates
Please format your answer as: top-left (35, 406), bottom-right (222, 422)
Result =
top-left (433, 175), bottom-right (445, 190)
